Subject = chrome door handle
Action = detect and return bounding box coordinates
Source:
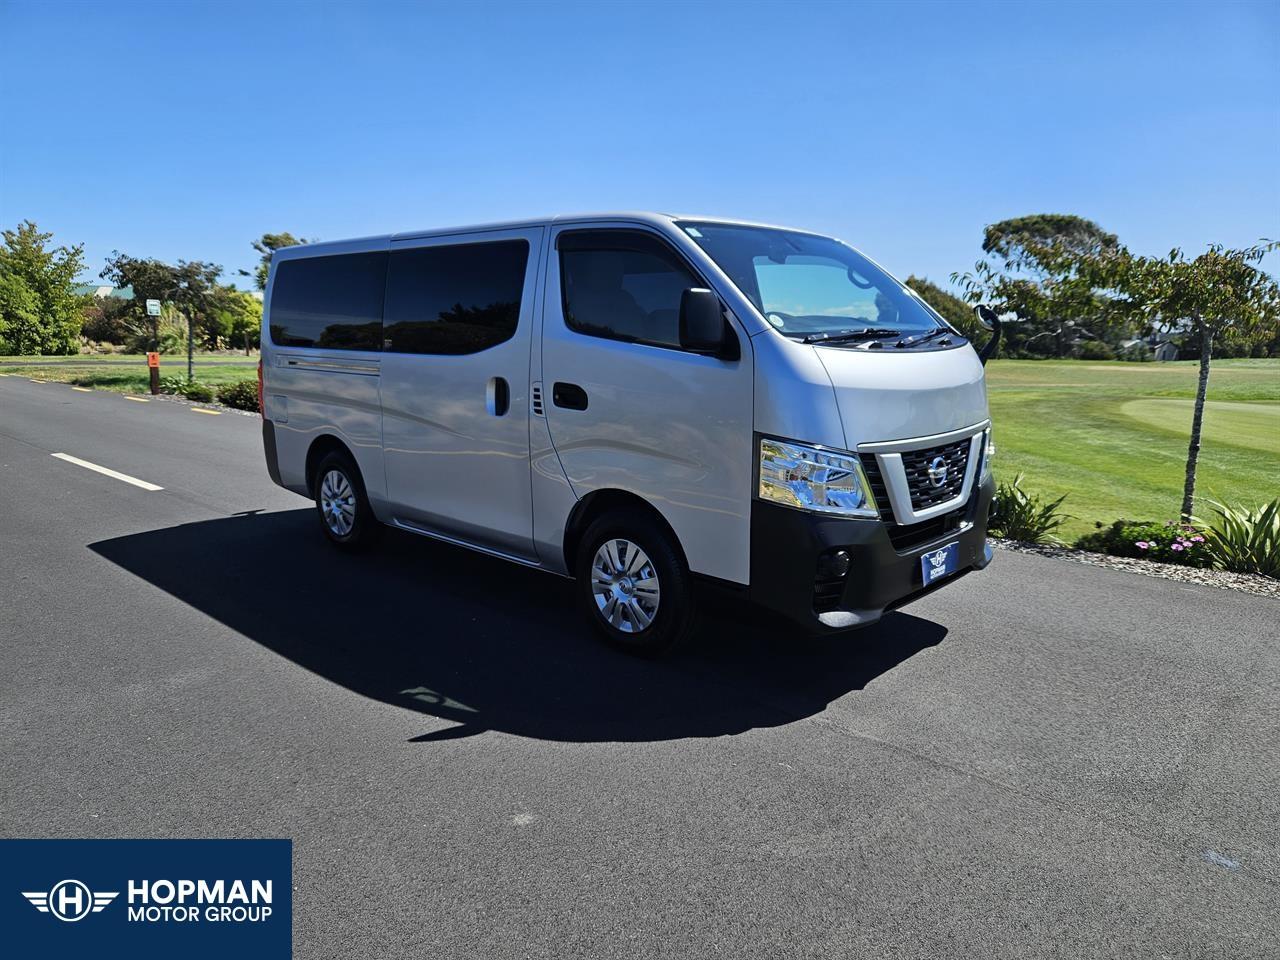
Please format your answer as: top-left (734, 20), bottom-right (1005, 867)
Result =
top-left (485, 377), bottom-right (510, 417)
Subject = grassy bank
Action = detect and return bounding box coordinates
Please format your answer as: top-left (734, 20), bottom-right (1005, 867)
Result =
top-left (985, 358), bottom-right (1279, 540)
top-left (0, 354), bottom-right (257, 392)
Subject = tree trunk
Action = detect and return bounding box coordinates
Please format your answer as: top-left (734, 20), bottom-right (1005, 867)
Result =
top-left (1181, 324), bottom-right (1212, 520)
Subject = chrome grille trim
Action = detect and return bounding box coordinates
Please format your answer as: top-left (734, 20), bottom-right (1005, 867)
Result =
top-left (857, 421), bottom-right (988, 525)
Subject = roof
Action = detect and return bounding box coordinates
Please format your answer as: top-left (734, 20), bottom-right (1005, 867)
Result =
top-left (270, 212), bottom-right (824, 261)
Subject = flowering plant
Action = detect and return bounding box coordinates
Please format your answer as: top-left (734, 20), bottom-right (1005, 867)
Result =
top-left (1075, 519), bottom-right (1212, 567)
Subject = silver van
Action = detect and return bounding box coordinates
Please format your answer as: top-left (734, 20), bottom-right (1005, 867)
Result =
top-left (260, 213), bottom-right (995, 654)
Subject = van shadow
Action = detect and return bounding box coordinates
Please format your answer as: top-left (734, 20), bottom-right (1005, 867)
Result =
top-left (90, 509), bottom-right (947, 744)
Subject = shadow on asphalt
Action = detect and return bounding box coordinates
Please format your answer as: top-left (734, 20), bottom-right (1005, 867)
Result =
top-left (91, 509), bottom-right (946, 743)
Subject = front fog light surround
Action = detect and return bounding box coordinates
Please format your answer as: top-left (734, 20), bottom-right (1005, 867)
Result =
top-left (758, 438), bottom-right (878, 517)
top-left (980, 428), bottom-right (995, 482)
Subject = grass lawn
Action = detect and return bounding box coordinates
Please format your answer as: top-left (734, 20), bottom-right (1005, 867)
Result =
top-left (0, 354), bottom-right (257, 393)
top-left (985, 358), bottom-right (1280, 541)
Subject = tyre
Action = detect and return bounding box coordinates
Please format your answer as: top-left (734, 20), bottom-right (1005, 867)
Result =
top-left (575, 510), bottom-right (695, 656)
top-left (313, 450), bottom-right (380, 550)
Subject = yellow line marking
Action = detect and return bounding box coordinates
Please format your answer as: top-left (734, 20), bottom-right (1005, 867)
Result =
top-left (71, 386), bottom-right (93, 392)
top-left (191, 407), bottom-right (221, 415)
top-left (124, 396), bottom-right (150, 403)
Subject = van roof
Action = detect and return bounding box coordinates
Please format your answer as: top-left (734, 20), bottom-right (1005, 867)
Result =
top-left (271, 212), bottom-right (818, 259)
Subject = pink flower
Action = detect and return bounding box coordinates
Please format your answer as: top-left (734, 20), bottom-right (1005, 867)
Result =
top-left (1191, 535), bottom-right (1205, 543)
top-left (1135, 541), bottom-right (1150, 549)
top-left (1171, 543), bottom-right (1184, 551)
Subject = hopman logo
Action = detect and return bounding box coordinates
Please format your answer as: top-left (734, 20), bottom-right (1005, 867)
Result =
top-left (22, 879), bottom-right (118, 922)
top-left (929, 549), bottom-right (949, 573)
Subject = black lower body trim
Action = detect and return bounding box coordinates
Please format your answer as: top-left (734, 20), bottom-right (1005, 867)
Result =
top-left (748, 475), bottom-right (994, 634)
top-left (262, 419), bottom-right (283, 487)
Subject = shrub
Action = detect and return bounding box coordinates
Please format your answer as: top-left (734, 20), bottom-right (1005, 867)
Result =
top-left (1194, 499), bottom-right (1280, 579)
top-left (1077, 340), bottom-right (1115, 360)
top-left (988, 473), bottom-right (1070, 544)
top-left (1075, 519), bottom-right (1211, 567)
top-left (216, 378), bottom-right (259, 411)
top-left (158, 375), bottom-right (214, 402)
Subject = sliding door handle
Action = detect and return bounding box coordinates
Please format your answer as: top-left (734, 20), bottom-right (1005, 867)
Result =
top-left (485, 377), bottom-right (510, 417)
top-left (552, 382), bottom-right (588, 411)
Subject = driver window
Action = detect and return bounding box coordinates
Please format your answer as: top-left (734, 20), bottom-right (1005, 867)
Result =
top-left (560, 231), bottom-right (699, 348)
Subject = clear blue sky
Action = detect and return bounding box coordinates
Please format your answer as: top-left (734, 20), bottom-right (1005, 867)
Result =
top-left (2, 0), bottom-right (1277, 289)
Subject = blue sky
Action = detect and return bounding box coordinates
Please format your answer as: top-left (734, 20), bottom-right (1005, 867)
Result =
top-left (2, 0), bottom-right (1276, 289)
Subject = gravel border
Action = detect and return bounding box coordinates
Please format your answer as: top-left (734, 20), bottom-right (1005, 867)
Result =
top-left (993, 539), bottom-right (1279, 600)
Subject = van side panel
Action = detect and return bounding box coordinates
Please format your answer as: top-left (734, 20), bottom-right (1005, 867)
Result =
top-left (261, 238), bottom-right (390, 509)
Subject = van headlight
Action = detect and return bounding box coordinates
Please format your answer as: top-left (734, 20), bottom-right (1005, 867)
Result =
top-left (980, 427), bottom-right (995, 483)
top-left (758, 438), bottom-right (878, 517)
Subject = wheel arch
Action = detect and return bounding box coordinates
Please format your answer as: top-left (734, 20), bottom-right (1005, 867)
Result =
top-left (562, 489), bottom-right (689, 576)
top-left (305, 434), bottom-right (358, 497)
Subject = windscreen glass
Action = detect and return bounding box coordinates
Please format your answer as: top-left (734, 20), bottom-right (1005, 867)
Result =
top-left (678, 221), bottom-right (944, 339)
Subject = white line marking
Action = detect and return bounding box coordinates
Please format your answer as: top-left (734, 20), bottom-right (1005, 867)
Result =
top-left (191, 407), bottom-right (221, 415)
top-left (29, 379), bottom-right (46, 383)
top-left (71, 386), bottom-right (93, 392)
top-left (50, 453), bottom-right (164, 491)
top-left (124, 396), bottom-right (150, 402)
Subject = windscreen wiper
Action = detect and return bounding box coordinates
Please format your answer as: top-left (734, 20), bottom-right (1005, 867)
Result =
top-left (801, 328), bottom-right (900, 344)
top-left (894, 327), bottom-right (954, 348)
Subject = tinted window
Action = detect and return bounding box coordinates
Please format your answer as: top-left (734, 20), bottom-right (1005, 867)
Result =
top-left (559, 230), bottom-right (700, 348)
top-left (384, 240), bottom-right (529, 355)
top-left (268, 252), bottom-right (387, 350)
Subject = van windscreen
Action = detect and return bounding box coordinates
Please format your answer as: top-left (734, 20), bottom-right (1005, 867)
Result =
top-left (677, 222), bottom-right (945, 341)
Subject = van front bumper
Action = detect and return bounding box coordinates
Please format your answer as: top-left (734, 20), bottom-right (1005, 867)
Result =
top-left (748, 475), bottom-right (994, 633)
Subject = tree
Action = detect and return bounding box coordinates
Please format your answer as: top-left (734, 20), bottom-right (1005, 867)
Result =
top-left (101, 253), bottom-right (228, 376)
top-left (241, 232), bottom-right (308, 291)
top-left (905, 276), bottom-right (984, 341)
top-left (0, 220), bottom-right (87, 355)
top-left (1077, 241), bottom-right (1280, 519)
top-left (214, 288), bottom-right (262, 354)
top-left (952, 214), bottom-right (1122, 357)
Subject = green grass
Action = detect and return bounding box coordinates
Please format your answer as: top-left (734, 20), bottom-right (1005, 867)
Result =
top-left (0, 354), bottom-right (257, 393)
top-left (986, 358), bottom-right (1280, 541)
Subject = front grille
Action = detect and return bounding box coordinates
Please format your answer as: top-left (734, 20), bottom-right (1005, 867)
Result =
top-left (858, 454), bottom-right (894, 523)
top-left (901, 438), bottom-right (970, 510)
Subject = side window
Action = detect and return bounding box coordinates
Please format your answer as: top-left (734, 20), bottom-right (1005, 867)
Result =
top-left (384, 240), bottom-right (529, 355)
top-left (559, 230), bottom-right (700, 348)
top-left (268, 252), bottom-right (386, 350)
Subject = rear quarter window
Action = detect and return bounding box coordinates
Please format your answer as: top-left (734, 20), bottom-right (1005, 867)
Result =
top-left (268, 251), bottom-right (387, 350)
top-left (383, 240), bottom-right (529, 355)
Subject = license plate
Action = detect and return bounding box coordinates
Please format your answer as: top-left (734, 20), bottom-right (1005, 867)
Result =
top-left (920, 541), bottom-right (959, 586)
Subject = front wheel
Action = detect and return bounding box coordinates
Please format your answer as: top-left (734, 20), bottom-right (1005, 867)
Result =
top-left (575, 511), bottom-right (695, 656)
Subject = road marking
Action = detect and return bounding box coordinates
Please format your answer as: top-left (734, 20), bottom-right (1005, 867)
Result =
top-left (191, 407), bottom-right (221, 415)
top-left (71, 386), bottom-right (93, 392)
top-left (50, 453), bottom-right (164, 491)
top-left (29, 379), bottom-right (46, 383)
top-left (124, 396), bottom-right (150, 403)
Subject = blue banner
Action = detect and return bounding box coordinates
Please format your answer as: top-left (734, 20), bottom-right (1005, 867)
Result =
top-left (0, 839), bottom-right (291, 959)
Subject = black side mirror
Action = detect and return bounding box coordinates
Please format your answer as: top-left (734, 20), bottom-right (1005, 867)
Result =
top-left (974, 304), bottom-right (999, 331)
top-left (974, 304), bottom-right (1002, 365)
top-left (679, 288), bottom-right (728, 355)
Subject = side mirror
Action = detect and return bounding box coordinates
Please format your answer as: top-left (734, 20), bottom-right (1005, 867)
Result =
top-left (973, 304), bottom-right (1002, 365)
top-left (679, 288), bottom-right (727, 355)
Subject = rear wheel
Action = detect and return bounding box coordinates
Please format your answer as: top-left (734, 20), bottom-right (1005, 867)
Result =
top-left (313, 450), bottom-right (379, 550)
top-left (575, 511), bottom-right (694, 656)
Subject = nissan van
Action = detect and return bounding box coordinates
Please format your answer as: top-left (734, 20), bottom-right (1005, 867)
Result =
top-left (260, 213), bottom-right (995, 654)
